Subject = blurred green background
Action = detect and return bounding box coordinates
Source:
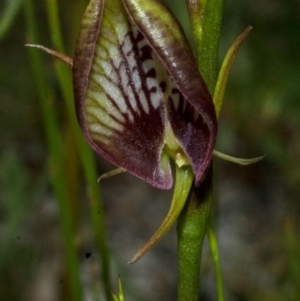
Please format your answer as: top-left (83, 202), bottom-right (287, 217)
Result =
top-left (0, 0), bottom-right (299, 300)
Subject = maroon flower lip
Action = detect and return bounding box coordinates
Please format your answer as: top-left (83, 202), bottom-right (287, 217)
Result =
top-left (73, 0), bottom-right (217, 189)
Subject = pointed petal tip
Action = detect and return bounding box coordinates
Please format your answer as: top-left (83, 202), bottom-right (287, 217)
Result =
top-left (213, 150), bottom-right (265, 165)
top-left (127, 251), bottom-right (143, 265)
top-left (214, 25), bottom-right (253, 117)
top-left (25, 44), bottom-right (73, 66)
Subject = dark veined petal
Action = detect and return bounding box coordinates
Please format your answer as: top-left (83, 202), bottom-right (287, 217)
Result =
top-left (123, 0), bottom-right (217, 185)
top-left (73, 0), bottom-right (176, 189)
top-left (73, 0), bottom-right (217, 189)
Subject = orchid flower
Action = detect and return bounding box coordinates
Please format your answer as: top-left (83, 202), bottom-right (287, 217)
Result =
top-left (27, 0), bottom-right (218, 262)
top-left (71, 0), bottom-right (218, 262)
top-left (26, 0), bottom-right (263, 263)
top-left (74, 0), bottom-right (219, 262)
top-left (73, 0), bottom-right (217, 189)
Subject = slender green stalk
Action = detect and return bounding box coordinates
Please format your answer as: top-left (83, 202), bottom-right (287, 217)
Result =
top-left (44, 1), bottom-right (111, 299)
top-left (186, 0), bottom-right (224, 94)
top-left (24, 2), bottom-right (83, 301)
top-left (177, 1), bottom-right (224, 300)
top-left (207, 227), bottom-right (224, 301)
top-left (177, 167), bottom-right (213, 301)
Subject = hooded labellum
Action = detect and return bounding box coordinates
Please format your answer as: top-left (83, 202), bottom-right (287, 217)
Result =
top-left (73, 0), bottom-right (217, 190)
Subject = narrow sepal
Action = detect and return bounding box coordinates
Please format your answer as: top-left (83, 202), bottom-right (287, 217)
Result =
top-left (128, 165), bottom-right (194, 263)
top-left (25, 44), bottom-right (73, 66)
top-left (214, 26), bottom-right (252, 117)
top-left (213, 150), bottom-right (264, 165)
top-left (98, 168), bottom-right (125, 182)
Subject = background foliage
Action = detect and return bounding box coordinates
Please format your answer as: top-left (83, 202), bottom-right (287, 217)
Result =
top-left (0, 0), bottom-right (299, 300)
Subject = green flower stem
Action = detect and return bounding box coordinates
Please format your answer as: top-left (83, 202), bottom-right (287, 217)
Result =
top-left (177, 167), bottom-right (213, 301)
top-left (24, 2), bottom-right (82, 301)
top-left (187, 0), bottom-right (224, 94)
top-left (44, 1), bottom-right (112, 300)
top-left (177, 0), bottom-right (224, 300)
